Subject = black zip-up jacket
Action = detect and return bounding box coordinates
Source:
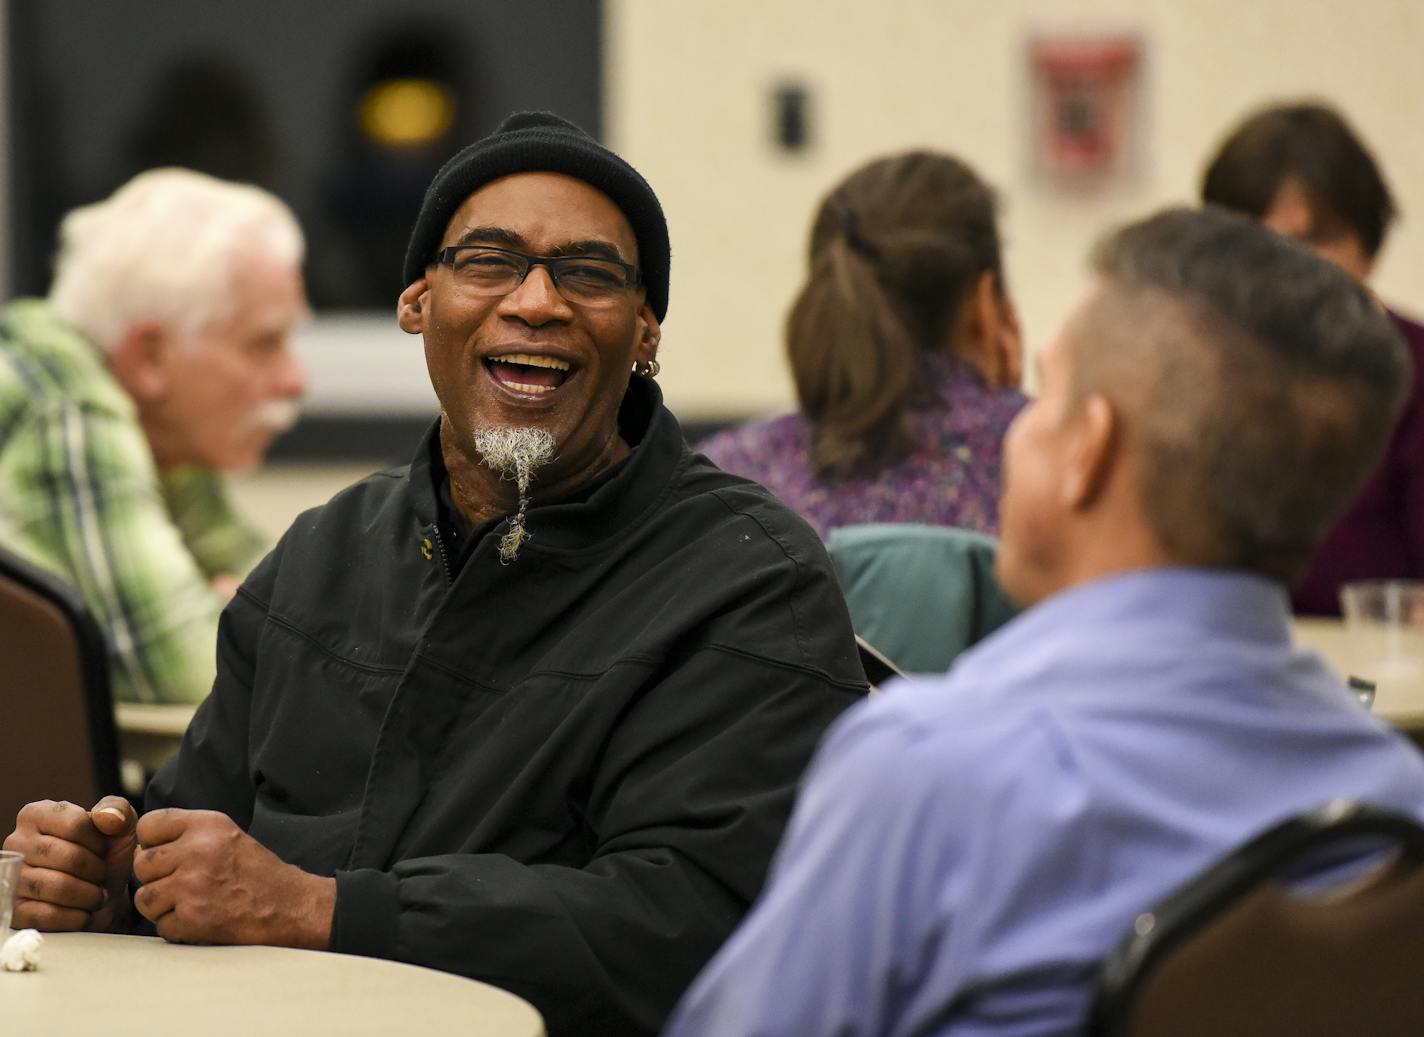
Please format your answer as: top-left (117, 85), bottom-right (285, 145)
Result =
top-left (147, 378), bottom-right (866, 1035)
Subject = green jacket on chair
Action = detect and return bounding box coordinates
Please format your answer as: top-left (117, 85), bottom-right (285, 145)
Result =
top-left (828, 523), bottom-right (1018, 675)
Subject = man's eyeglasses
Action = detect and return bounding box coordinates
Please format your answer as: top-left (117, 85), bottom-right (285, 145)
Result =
top-left (434, 245), bottom-right (643, 306)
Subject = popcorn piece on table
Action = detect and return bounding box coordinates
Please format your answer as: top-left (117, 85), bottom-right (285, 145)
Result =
top-left (1, 928), bottom-right (43, 971)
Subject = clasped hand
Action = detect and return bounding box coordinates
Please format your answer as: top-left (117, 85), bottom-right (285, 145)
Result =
top-left (3, 798), bottom-right (334, 949)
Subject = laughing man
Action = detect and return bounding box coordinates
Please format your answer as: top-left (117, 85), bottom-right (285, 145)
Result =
top-left (5, 113), bottom-right (865, 1036)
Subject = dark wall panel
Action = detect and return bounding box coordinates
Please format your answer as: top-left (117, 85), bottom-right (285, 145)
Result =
top-left (7, 0), bottom-right (603, 308)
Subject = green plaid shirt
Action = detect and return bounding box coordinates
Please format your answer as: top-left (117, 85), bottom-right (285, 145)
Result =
top-left (0, 300), bottom-right (268, 704)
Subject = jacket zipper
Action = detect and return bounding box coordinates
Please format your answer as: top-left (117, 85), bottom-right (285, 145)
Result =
top-left (431, 525), bottom-right (455, 586)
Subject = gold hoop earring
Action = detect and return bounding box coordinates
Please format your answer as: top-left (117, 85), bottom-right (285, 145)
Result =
top-left (634, 359), bottom-right (661, 378)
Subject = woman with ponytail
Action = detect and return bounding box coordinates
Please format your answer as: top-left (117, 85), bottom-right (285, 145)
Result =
top-left (698, 150), bottom-right (1027, 538)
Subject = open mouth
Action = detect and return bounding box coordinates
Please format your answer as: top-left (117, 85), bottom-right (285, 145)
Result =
top-left (484, 353), bottom-right (573, 396)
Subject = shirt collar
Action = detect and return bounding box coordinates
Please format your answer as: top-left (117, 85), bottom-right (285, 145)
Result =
top-left (991, 567), bottom-right (1294, 652)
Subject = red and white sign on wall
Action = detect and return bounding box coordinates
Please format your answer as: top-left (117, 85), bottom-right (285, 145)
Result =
top-left (1028, 32), bottom-right (1144, 187)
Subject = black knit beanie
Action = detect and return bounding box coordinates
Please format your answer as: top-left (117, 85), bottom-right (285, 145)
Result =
top-left (402, 111), bottom-right (670, 321)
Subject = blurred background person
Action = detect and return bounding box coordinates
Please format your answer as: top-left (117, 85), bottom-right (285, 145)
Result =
top-left (1202, 101), bottom-right (1424, 615)
top-left (0, 168), bottom-right (308, 704)
top-left (698, 151), bottom-right (1027, 539)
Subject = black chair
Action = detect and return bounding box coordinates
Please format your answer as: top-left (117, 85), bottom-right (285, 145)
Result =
top-left (855, 634), bottom-right (907, 693)
top-left (0, 546), bottom-right (122, 830)
top-left (1085, 799), bottom-right (1424, 1037)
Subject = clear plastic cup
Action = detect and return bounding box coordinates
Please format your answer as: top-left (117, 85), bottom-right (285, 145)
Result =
top-left (1339, 580), bottom-right (1424, 707)
top-left (0, 850), bottom-right (22, 937)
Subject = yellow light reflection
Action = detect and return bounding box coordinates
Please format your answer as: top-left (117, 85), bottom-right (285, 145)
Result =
top-left (358, 78), bottom-right (456, 148)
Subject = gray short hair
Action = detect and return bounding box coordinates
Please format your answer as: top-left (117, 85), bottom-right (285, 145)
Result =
top-left (48, 168), bottom-right (304, 352)
top-left (1083, 206), bottom-right (1410, 583)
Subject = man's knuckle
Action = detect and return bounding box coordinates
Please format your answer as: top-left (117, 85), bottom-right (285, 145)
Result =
top-left (16, 800), bottom-right (49, 825)
top-left (158, 911), bottom-right (186, 943)
top-left (20, 870), bottom-right (47, 899)
top-left (33, 836), bottom-right (53, 859)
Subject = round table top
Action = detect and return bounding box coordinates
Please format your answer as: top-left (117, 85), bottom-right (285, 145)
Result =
top-left (1294, 618), bottom-right (1424, 731)
top-left (2, 931), bottom-right (545, 1037)
top-left (114, 703), bottom-right (196, 738)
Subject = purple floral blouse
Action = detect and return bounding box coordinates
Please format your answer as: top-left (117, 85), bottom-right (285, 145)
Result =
top-left (696, 352), bottom-right (1027, 539)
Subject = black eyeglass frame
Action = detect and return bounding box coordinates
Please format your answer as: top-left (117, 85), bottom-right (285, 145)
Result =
top-left (433, 244), bottom-right (644, 297)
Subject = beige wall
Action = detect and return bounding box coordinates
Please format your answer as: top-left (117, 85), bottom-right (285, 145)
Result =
top-left (605, 0), bottom-right (1424, 420)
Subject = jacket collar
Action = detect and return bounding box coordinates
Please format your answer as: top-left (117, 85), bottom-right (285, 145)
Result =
top-left (408, 376), bottom-right (687, 553)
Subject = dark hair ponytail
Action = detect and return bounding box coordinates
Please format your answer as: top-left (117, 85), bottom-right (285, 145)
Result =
top-left (786, 151), bottom-right (1004, 478)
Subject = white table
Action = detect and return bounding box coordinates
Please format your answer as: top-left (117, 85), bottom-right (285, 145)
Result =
top-left (2, 931), bottom-right (545, 1036)
top-left (1294, 618), bottom-right (1424, 734)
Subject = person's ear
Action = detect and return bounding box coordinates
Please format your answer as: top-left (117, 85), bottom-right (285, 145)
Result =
top-left (1062, 392), bottom-right (1117, 511)
top-left (1349, 242), bottom-right (1378, 284)
top-left (965, 271), bottom-right (1023, 389)
top-left (632, 301), bottom-right (662, 367)
top-left (397, 278), bottom-right (431, 334)
top-left (991, 280), bottom-right (1024, 390)
top-left (107, 321), bottom-right (173, 401)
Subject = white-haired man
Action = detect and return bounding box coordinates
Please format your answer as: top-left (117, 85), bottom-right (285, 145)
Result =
top-left (0, 168), bottom-right (308, 704)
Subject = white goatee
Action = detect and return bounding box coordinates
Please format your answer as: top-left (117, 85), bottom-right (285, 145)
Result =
top-left (471, 425), bottom-right (556, 562)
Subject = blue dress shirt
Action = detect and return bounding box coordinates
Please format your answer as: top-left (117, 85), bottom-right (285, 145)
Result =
top-left (665, 568), bottom-right (1424, 1037)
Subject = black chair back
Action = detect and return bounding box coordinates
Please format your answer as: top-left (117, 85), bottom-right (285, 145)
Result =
top-left (1085, 800), bottom-right (1424, 1037)
top-left (855, 634), bottom-right (907, 693)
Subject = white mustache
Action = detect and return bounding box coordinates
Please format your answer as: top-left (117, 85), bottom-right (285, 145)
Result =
top-left (234, 399), bottom-right (301, 440)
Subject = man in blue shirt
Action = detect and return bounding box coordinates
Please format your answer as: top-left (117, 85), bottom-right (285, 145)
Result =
top-left (664, 207), bottom-right (1424, 1037)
